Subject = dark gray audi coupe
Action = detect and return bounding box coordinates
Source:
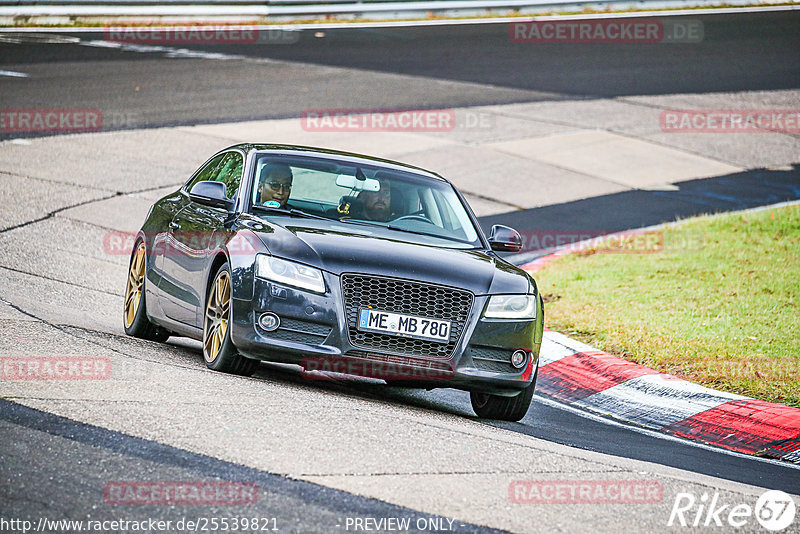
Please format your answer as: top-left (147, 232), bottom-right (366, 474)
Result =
top-left (124, 144), bottom-right (543, 421)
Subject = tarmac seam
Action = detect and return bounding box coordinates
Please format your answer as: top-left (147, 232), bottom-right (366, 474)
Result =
top-left (0, 296), bottom-right (214, 374)
top-left (0, 193), bottom-right (119, 235)
top-left (0, 265), bottom-right (120, 297)
top-left (0, 182), bottom-right (176, 235)
top-left (457, 188), bottom-right (525, 210)
top-left (0, 168), bottom-right (118, 194)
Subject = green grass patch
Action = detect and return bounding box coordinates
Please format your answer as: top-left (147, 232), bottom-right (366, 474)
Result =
top-left (536, 204), bottom-right (800, 407)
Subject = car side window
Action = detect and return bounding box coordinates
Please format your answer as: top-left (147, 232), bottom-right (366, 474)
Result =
top-left (185, 152), bottom-right (244, 199)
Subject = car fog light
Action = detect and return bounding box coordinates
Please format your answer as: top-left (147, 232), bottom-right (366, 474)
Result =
top-left (259, 313), bottom-right (280, 331)
top-left (511, 350), bottom-right (527, 369)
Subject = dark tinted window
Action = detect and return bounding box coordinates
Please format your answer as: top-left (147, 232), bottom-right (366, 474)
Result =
top-left (186, 152), bottom-right (244, 198)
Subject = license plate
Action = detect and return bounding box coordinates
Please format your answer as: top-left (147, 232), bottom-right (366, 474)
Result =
top-left (358, 308), bottom-right (451, 343)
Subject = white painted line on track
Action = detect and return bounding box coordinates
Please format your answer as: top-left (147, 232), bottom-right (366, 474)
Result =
top-left (0, 70), bottom-right (28, 78)
top-left (533, 394), bottom-right (800, 472)
top-left (0, 34), bottom-right (80, 44)
top-left (78, 39), bottom-right (278, 62)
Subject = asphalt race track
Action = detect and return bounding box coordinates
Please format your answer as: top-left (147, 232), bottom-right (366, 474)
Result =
top-left (1, 11), bottom-right (799, 132)
top-left (1, 9), bottom-right (799, 533)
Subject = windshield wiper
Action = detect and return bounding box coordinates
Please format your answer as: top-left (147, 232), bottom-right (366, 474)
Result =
top-left (335, 218), bottom-right (379, 228)
top-left (386, 224), bottom-right (470, 244)
top-left (251, 205), bottom-right (329, 221)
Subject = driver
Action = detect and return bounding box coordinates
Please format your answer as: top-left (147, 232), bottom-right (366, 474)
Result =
top-left (257, 163), bottom-right (293, 208)
top-left (358, 181), bottom-right (393, 221)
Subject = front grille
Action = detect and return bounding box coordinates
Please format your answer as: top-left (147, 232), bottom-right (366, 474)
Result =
top-left (470, 345), bottom-right (516, 373)
top-left (264, 317), bottom-right (331, 345)
top-left (341, 274), bottom-right (473, 359)
top-left (279, 318), bottom-right (331, 337)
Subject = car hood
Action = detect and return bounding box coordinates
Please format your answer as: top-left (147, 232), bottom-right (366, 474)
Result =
top-left (251, 218), bottom-right (530, 295)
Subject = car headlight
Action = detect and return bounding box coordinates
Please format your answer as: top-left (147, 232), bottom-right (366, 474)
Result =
top-left (255, 255), bottom-right (326, 294)
top-left (484, 294), bottom-right (537, 319)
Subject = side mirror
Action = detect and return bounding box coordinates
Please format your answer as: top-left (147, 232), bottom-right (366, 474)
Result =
top-left (189, 181), bottom-right (234, 211)
top-left (488, 224), bottom-right (523, 252)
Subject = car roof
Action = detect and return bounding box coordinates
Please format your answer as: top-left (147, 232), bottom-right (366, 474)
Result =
top-left (220, 143), bottom-right (448, 183)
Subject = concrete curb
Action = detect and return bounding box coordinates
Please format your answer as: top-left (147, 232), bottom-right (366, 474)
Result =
top-left (522, 203), bottom-right (800, 464)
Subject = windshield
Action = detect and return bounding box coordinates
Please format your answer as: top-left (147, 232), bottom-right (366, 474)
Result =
top-left (249, 154), bottom-right (481, 247)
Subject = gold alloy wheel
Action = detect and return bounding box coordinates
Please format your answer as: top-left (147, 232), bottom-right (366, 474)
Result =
top-left (204, 270), bottom-right (231, 363)
top-left (124, 243), bottom-right (146, 329)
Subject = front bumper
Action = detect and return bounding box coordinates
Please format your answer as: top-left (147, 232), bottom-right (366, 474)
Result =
top-left (231, 275), bottom-right (542, 395)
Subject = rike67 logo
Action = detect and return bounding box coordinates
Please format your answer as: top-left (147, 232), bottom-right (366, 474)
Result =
top-left (668, 490), bottom-right (796, 531)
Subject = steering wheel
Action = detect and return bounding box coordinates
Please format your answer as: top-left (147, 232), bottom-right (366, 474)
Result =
top-left (392, 214), bottom-right (435, 225)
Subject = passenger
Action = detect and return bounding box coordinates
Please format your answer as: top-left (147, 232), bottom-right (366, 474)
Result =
top-left (257, 163), bottom-right (293, 208)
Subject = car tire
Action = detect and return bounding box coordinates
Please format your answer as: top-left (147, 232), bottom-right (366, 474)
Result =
top-left (203, 262), bottom-right (258, 377)
top-left (470, 368), bottom-right (537, 422)
top-left (123, 240), bottom-right (170, 343)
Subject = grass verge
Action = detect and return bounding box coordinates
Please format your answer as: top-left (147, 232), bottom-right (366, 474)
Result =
top-left (535, 204), bottom-right (799, 407)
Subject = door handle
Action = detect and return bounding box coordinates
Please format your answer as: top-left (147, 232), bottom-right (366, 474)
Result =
top-left (169, 221), bottom-right (181, 231)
